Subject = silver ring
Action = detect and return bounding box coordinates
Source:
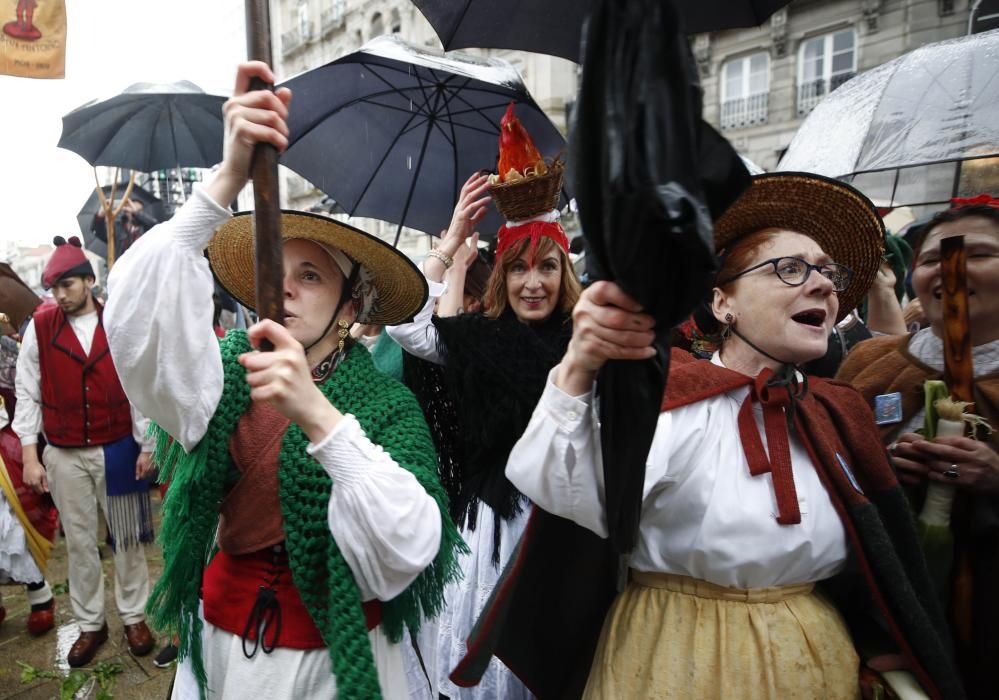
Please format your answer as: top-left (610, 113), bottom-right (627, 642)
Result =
top-left (944, 464), bottom-right (961, 479)
top-left (887, 442), bottom-right (899, 456)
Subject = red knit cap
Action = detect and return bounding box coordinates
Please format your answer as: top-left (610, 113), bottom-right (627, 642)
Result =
top-left (42, 236), bottom-right (94, 289)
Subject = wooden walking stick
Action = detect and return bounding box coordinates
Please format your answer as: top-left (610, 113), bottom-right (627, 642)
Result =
top-left (245, 0), bottom-right (284, 350)
top-left (94, 168), bottom-right (136, 269)
top-left (940, 235), bottom-right (975, 653)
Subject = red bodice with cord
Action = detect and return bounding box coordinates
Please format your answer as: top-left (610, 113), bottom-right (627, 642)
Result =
top-left (33, 304), bottom-right (131, 448)
top-left (201, 399), bottom-right (381, 649)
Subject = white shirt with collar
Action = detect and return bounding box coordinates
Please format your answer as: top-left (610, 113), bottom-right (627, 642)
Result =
top-left (506, 352), bottom-right (850, 589)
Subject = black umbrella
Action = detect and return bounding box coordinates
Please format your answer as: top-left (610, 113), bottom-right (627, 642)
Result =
top-left (77, 183), bottom-right (167, 260)
top-left (449, 2), bottom-right (750, 695)
top-left (58, 80), bottom-right (226, 172)
top-left (279, 35), bottom-right (567, 244)
top-left (413, 0), bottom-right (792, 62)
top-left (574, 0), bottom-right (750, 557)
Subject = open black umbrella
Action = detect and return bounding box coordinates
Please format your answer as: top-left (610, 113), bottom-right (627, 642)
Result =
top-left (413, 0), bottom-right (792, 62)
top-left (77, 183), bottom-right (167, 260)
top-left (58, 81), bottom-right (226, 172)
top-left (279, 35), bottom-right (567, 244)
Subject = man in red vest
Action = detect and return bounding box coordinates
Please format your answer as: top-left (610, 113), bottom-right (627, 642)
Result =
top-left (15, 237), bottom-right (156, 667)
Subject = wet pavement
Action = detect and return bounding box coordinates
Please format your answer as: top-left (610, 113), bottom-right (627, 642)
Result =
top-left (0, 493), bottom-right (173, 699)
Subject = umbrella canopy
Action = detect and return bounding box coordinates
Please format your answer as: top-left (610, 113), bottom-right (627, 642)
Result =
top-left (58, 81), bottom-right (226, 172)
top-left (778, 30), bottom-right (999, 212)
top-left (413, 0), bottom-right (792, 62)
top-left (77, 183), bottom-right (167, 260)
top-left (0, 263), bottom-right (41, 331)
top-left (279, 35), bottom-right (567, 243)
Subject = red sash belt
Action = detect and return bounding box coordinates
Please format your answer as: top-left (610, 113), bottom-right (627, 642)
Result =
top-left (202, 545), bottom-right (382, 650)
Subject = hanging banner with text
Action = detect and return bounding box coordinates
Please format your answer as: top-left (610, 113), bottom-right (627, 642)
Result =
top-left (1, 0), bottom-right (67, 79)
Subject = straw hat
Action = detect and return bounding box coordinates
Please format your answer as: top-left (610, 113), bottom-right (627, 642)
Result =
top-left (208, 211), bottom-right (428, 325)
top-left (714, 172), bottom-right (885, 321)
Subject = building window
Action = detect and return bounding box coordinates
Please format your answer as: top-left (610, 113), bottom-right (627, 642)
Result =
top-left (371, 12), bottom-right (385, 38)
top-left (333, 0), bottom-right (345, 21)
top-left (720, 52), bottom-right (770, 130)
top-left (298, 0), bottom-right (312, 41)
top-left (390, 9), bottom-right (402, 34)
top-left (797, 29), bottom-right (856, 116)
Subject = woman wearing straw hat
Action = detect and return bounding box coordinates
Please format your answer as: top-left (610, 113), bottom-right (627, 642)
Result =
top-left (502, 173), bottom-right (963, 699)
top-left (387, 155), bottom-right (581, 696)
top-left (103, 62), bottom-right (463, 700)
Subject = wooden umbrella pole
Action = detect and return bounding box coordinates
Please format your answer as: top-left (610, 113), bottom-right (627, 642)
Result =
top-left (245, 0), bottom-right (284, 349)
top-left (940, 235), bottom-right (975, 652)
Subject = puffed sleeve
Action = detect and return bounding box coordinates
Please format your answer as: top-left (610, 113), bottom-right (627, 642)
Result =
top-left (386, 266), bottom-right (447, 365)
top-left (307, 415), bottom-right (443, 601)
top-left (105, 187), bottom-right (232, 452)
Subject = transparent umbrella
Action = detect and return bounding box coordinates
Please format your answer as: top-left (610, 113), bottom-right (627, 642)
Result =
top-left (778, 29), bottom-right (999, 218)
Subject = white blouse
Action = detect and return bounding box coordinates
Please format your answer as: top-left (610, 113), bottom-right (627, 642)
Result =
top-left (103, 186), bottom-right (442, 602)
top-left (506, 355), bottom-right (850, 589)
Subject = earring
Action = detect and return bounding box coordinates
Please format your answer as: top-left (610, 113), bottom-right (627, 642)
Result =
top-left (337, 319), bottom-right (350, 353)
top-left (721, 312), bottom-right (735, 341)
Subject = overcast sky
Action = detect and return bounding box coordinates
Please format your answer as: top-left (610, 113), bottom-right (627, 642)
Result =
top-left (0, 0), bottom-right (247, 247)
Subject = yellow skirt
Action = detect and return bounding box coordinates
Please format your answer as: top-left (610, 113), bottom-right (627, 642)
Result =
top-left (582, 571), bottom-right (860, 700)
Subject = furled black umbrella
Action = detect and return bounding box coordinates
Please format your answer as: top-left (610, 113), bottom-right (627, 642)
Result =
top-left (77, 183), bottom-right (167, 261)
top-left (58, 81), bottom-right (226, 172)
top-left (574, 0), bottom-right (751, 557)
top-left (450, 2), bottom-right (751, 696)
top-left (279, 35), bottom-right (567, 244)
top-left (413, 0), bottom-right (792, 62)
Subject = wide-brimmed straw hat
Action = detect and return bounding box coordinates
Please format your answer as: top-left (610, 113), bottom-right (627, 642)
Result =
top-left (714, 172), bottom-right (885, 322)
top-left (207, 211), bottom-right (427, 325)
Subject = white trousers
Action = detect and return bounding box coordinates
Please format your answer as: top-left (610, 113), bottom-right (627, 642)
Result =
top-left (43, 444), bottom-right (149, 631)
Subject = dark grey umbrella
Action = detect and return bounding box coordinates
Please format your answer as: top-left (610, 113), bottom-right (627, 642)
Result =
top-left (77, 183), bottom-right (167, 260)
top-left (58, 81), bottom-right (226, 172)
top-left (279, 36), bottom-right (567, 244)
top-left (413, 0), bottom-right (793, 62)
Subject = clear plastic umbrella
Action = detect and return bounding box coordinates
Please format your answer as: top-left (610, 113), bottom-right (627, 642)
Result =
top-left (778, 29), bottom-right (999, 214)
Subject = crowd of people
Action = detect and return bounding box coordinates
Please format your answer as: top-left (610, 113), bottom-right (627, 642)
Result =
top-left (0, 58), bottom-right (997, 700)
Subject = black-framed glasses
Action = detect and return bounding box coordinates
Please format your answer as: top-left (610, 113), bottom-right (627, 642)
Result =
top-left (718, 256), bottom-right (854, 292)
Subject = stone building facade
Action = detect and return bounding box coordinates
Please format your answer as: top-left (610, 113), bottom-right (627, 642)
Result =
top-left (268, 0), bottom-right (982, 251)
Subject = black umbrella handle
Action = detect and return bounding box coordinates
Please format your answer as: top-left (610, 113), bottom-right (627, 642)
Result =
top-left (245, 0), bottom-right (283, 350)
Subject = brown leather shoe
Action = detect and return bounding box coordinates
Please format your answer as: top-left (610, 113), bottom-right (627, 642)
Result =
top-left (123, 620), bottom-right (155, 656)
top-left (67, 624), bottom-right (108, 667)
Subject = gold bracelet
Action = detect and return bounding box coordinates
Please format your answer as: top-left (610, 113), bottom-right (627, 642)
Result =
top-left (427, 249), bottom-right (454, 269)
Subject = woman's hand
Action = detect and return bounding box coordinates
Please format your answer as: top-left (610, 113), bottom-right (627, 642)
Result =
top-left (556, 281), bottom-right (656, 396)
top-left (425, 173), bottom-right (491, 284)
top-left (890, 431), bottom-right (999, 494)
top-left (241, 320), bottom-right (342, 443)
top-left (207, 61), bottom-right (293, 207)
top-left (910, 434), bottom-right (999, 494)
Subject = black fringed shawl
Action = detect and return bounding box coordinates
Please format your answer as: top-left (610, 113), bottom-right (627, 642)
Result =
top-left (404, 309), bottom-right (572, 561)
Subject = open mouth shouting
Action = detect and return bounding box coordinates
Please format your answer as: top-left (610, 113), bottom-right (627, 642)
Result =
top-left (791, 308), bottom-right (827, 329)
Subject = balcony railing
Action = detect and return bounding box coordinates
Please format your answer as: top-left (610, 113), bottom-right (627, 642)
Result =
top-left (282, 28), bottom-right (303, 55)
top-left (797, 72), bottom-right (855, 116)
top-left (720, 93), bottom-right (769, 130)
top-left (321, 8), bottom-right (345, 36)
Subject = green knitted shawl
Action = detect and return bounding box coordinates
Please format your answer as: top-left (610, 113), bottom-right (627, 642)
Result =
top-left (147, 331), bottom-right (465, 699)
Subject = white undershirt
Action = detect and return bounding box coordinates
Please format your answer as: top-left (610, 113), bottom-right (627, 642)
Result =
top-left (102, 186), bottom-right (441, 603)
top-left (506, 355), bottom-right (850, 589)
